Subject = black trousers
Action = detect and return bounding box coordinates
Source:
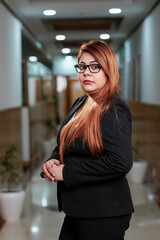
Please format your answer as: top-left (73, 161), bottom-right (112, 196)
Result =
top-left (58, 214), bottom-right (132, 240)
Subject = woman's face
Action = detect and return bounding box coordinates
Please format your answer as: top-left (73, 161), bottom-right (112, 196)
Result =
top-left (78, 52), bottom-right (108, 96)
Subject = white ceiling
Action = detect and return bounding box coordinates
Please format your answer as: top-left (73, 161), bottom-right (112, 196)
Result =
top-left (2, 0), bottom-right (159, 68)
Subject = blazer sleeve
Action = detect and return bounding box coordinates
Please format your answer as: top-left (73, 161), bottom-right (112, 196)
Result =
top-left (46, 145), bottom-right (60, 161)
top-left (62, 100), bottom-right (133, 189)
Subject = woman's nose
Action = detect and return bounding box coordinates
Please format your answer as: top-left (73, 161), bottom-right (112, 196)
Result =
top-left (84, 66), bottom-right (91, 75)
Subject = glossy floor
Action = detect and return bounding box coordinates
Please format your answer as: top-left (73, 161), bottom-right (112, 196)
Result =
top-left (0, 162), bottom-right (160, 240)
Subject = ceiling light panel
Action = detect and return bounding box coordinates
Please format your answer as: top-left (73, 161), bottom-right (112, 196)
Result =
top-left (100, 34), bottom-right (110, 40)
top-left (29, 56), bottom-right (38, 62)
top-left (55, 35), bottom-right (66, 40)
top-left (61, 48), bottom-right (71, 54)
top-left (43, 10), bottom-right (56, 16)
top-left (109, 8), bottom-right (122, 14)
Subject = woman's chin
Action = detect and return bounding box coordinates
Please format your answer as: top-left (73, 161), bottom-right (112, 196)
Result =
top-left (83, 87), bottom-right (103, 97)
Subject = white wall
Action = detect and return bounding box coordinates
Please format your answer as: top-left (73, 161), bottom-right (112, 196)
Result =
top-left (27, 62), bottom-right (53, 106)
top-left (117, 3), bottom-right (160, 105)
top-left (53, 56), bottom-right (77, 76)
top-left (28, 61), bottom-right (52, 77)
top-left (0, 3), bottom-right (22, 110)
top-left (141, 9), bottom-right (160, 105)
top-left (21, 107), bottom-right (30, 162)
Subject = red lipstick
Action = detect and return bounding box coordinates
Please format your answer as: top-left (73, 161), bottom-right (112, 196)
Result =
top-left (83, 80), bottom-right (94, 84)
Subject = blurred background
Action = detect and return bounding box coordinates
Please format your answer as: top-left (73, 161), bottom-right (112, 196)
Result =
top-left (0, 0), bottom-right (160, 239)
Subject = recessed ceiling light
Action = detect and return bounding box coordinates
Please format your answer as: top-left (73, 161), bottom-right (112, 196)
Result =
top-left (100, 34), bottom-right (110, 40)
top-left (43, 10), bottom-right (56, 16)
top-left (109, 8), bottom-right (122, 14)
top-left (29, 56), bottom-right (38, 62)
top-left (55, 35), bottom-right (66, 41)
top-left (61, 48), bottom-right (71, 54)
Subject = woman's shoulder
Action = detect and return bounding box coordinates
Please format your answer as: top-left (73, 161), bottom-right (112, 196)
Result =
top-left (107, 94), bottom-right (132, 120)
top-left (111, 94), bottom-right (131, 112)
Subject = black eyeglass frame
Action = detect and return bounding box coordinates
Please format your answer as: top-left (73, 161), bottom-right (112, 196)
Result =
top-left (74, 64), bottom-right (102, 73)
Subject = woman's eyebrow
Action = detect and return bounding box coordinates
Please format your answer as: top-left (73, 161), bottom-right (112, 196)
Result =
top-left (90, 60), bottom-right (98, 63)
top-left (79, 60), bottom-right (98, 64)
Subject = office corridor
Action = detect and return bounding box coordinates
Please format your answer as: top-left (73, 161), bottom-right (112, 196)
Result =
top-left (0, 157), bottom-right (160, 240)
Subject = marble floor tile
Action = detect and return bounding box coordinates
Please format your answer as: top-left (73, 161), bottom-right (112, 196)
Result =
top-left (0, 162), bottom-right (160, 240)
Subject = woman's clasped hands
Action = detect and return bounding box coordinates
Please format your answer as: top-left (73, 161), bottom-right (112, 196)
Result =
top-left (42, 159), bottom-right (64, 182)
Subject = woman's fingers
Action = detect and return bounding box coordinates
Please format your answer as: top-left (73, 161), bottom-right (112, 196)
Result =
top-left (44, 175), bottom-right (56, 183)
top-left (42, 163), bottom-right (54, 181)
top-left (42, 159), bottom-right (60, 182)
top-left (54, 159), bottom-right (61, 165)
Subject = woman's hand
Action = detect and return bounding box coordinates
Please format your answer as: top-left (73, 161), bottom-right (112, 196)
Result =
top-left (53, 164), bottom-right (64, 182)
top-left (42, 159), bottom-right (60, 182)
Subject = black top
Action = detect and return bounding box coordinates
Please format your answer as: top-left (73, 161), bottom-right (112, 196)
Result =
top-left (47, 94), bottom-right (134, 218)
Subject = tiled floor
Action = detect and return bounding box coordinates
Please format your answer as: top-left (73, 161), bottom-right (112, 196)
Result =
top-left (0, 159), bottom-right (160, 240)
top-left (125, 182), bottom-right (160, 240)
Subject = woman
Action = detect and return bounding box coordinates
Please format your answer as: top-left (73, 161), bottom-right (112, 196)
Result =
top-left (41, 40), bottom-right (134, 240)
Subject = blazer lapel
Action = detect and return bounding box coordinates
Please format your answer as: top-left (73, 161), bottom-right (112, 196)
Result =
top-left (57, 95), bottom-right (88, 141)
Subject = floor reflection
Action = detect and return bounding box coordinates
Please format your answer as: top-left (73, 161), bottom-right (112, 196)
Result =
top-left (0, 161), bottom-right (160, 240)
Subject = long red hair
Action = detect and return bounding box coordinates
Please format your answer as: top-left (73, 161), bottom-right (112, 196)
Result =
top-left (59, 40), bottom-right (119, 162)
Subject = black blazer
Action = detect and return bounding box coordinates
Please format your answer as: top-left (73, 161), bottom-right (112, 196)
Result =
top-left (47, 94), bottom-right (134, 218)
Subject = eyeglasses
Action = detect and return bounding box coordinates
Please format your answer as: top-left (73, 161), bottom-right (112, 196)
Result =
top-left (74, 64), bottom-right (102, 73)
